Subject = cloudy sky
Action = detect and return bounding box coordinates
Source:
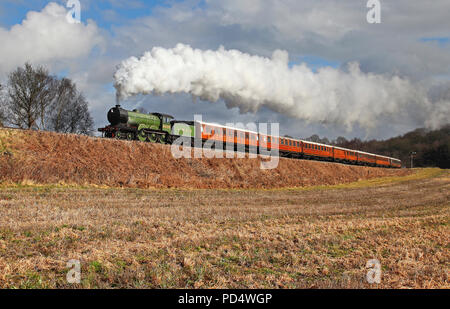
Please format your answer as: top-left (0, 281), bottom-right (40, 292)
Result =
top-left (0, 0), bottom-right (449, 140)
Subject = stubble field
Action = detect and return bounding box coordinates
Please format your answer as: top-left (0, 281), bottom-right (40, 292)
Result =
top-left (0, 168), bottom-right (448, 289)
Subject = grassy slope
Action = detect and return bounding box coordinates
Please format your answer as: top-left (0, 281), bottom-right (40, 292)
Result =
top-left (0, 128), bottom-right (411, 189)
top-left (0, 168), bottom-right (448, 288)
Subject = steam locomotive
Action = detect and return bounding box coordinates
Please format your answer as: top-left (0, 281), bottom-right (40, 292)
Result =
top-left (98, 105), bottom-right (402, 168)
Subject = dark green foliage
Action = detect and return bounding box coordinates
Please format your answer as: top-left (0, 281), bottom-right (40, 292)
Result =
top-left (332, 125), bottom-right (450, 168)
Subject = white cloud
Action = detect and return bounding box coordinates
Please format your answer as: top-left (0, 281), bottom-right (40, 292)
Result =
top-left (109, 1), bottom-right (449, 137)
top-left (2, 0), bottom-right (448, 139)
top-left (114, 44), bottom-right (444, 132)
top-left (0, 2), bottom-right (103, 74)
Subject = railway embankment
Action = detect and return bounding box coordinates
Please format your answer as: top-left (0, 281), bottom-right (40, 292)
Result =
top-left (0, 128), bottom-right (411, 189)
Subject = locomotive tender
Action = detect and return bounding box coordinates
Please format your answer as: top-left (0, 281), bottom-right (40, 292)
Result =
top-left (98, 105), bottom-right (402, 168)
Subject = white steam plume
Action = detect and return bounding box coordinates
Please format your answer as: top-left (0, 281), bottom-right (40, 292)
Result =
top-left (114, 44), bottom-right (448, 130)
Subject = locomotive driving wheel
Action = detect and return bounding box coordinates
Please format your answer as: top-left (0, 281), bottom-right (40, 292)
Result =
top-left (148, 133), bottom-right (158, 143)
top-left (137, 129), bottom-right (147, 142)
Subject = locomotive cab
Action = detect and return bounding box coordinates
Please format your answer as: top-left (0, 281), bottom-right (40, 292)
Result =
top-left (151, 113), bottom-right (174, 132)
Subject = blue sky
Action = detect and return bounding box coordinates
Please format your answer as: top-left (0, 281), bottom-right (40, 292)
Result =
top-left (0, 0), bottom-right (448, 140)
top-left (1, 0), bottom-right (167, 27)
top-left (0, 0), bottom-right (339, 70)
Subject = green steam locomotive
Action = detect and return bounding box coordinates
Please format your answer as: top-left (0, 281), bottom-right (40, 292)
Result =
top-left (98, 105), bottom-right (181, 143)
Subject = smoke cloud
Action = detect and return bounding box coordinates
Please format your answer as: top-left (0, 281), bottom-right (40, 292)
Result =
top-left (114, 44), bottom-right (448, 130)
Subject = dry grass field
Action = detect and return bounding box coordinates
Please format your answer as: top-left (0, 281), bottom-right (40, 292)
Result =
top-left (0, 168), bottom-right (448, 289)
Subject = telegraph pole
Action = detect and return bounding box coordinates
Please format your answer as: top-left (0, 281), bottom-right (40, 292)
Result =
top-left (410, 151), bottom-right (417, 169)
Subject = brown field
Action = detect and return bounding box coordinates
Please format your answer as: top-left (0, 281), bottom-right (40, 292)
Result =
top-left (0, 168), bottom-right (448, 289)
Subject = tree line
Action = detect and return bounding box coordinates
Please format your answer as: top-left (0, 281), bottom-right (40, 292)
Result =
top-left (0, 63), bottom-right (93, 134)
top-left (305, 126), bottom-right (450, 169)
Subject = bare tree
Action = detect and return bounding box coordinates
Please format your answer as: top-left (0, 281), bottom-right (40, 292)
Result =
top-left (6, 63), bottom-right (94, 134)
top-left (46, 78), bottom-right (94, 135)
top-left (307, 134), bottom-right (321, 142)
top-left (334, 136), bottom-right (348, 145)
top-left (7, 63), bottom-right (56, 129)
top-left (0, 83), bottom-right (5, 126)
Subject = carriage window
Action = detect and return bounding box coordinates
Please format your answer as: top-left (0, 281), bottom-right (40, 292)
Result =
top-left (268, 137), bottom-right (271, 143)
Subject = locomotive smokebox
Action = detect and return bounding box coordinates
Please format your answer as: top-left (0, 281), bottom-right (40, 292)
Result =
top-left (107, 105), bottom-right (129, 125)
